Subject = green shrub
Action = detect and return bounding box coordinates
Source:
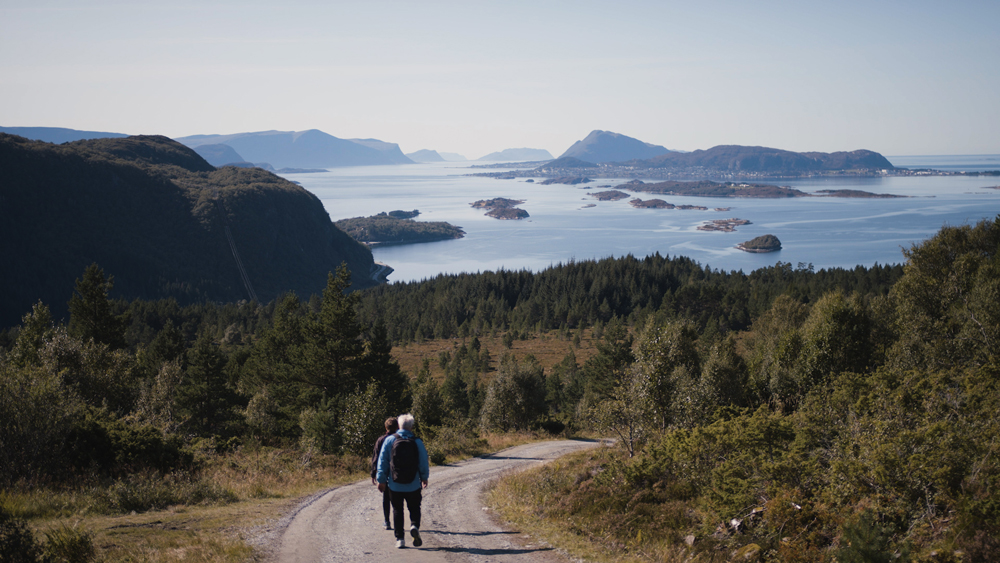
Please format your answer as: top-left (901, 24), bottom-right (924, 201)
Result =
top-left (0, 506), bottom-right (45, 563)
top-left (424, 421), bottom-right (487, 463)
top-left (42, 525), bottom-right (95, 563)
top-left (100, 473), bottom-right (236, 514)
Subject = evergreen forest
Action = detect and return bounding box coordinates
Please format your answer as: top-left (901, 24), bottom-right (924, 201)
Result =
top-left (1, 215), bottom-right (998, 562)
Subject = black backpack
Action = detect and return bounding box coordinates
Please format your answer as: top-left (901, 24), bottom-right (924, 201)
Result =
top-left (390, 435), bottom-right (419, 483)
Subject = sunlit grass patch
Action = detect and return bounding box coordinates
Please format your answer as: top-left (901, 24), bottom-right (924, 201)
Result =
top-left (486, 444), bottom-right (721, 563)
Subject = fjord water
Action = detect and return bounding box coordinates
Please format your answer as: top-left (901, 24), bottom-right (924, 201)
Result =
top-left (282, 158), bottom-right (1000, 283)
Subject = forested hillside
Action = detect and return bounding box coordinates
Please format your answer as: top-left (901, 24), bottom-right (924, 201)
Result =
top-left (0, 133), bottom-right (376, 326)
top-left (0, 214), bottom-right (996, 562)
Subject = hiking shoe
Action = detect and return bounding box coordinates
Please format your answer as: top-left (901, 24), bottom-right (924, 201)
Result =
top-left (384, 521), bottom-right (392, 530)
top-left (395, 538), bottom-right (404, 549)
top-left (410, 525), bottom-right (422, 547)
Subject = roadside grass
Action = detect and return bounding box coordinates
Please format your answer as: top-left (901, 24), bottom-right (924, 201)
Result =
top-left (5, 449), bottom-right (370, 563)
top-left (7, 427), bottom-right (563, 562)
top-left (486, 444), bottom-right (714, 563)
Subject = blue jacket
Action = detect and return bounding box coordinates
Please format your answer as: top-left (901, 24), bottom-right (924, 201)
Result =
top-left (376, 429), bottom-right (429, 492)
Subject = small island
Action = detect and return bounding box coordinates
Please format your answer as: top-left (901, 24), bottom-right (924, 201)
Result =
top-left (630, 198), bottom-right (673, 209)
top-left (587, 190), bottom-right (630, 201)
top-left (737, 234), bottom-right (782, 253)
top-left (540, 176), bottom-right (592, 185)
top-left (335, 211), bottom-right (464, 246)
top-left (471, 198), bottom-right (530, 220)
top-left (385, 209), bottom-right (420, 219)
top-left (814, 189), bottom-right (906, 198)
top-left (629, 198), bottom-right (708, 210)
top-left (698, 218), bottom-right (752, 232)
top-left (276, 167), bottom-right (328, 174)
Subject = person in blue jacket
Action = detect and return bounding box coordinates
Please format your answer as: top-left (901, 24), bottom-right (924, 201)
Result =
top-left (376, 413), bottom-right (429, 549)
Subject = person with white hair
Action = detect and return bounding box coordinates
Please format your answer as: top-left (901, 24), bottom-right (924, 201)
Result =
top-left (376, 413), bottom-right (429, 549)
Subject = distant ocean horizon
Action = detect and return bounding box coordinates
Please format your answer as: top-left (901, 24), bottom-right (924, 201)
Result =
top-left (886, 154), bottom-right (1000, 172)
top-left (282, 155), bottom-right (1000, 283)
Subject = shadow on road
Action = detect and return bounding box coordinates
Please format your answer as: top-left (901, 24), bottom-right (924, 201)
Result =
top-left (421, 546), bottom-right (555, 556)
top-left (427, 530), bottom-right (517, 537)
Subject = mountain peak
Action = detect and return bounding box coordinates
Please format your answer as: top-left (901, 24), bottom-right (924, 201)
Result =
top-left (559, 130), bottom-right (670, 164)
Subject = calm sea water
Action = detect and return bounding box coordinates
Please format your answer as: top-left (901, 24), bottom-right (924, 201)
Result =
top-left (281, 157), bottom-right (1000, 283)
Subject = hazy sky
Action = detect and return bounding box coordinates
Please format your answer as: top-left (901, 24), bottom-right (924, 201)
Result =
top-left (2, 0), bottom-right (997, 159)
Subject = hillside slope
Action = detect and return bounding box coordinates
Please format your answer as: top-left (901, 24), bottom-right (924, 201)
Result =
top-left (0, 134), bottom-right (376, 326)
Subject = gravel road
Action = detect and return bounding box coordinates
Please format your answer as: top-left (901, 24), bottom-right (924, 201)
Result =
top-left (271, 439), bottom-right (600, 563)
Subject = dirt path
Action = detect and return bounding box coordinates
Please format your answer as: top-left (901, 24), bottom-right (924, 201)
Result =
top-left (272, 439), bottom-right (600, 563)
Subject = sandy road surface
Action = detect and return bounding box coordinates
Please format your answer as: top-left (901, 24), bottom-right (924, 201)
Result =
top-left (272, 440), bottom-right (600, 563)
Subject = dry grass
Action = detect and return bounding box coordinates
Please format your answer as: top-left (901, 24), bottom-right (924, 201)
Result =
top-left (8, 448), bottom-right (370, 563)
top-left (485, 445), bottom-right (710, 563)
top-left (11, 428), bottom-right (559, 562)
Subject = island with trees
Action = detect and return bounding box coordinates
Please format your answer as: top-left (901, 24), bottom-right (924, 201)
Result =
top-left (471, 198), bottom-right (530, 220)
top-left (629, 198), bottom-right (708, 210)
top-left (539, 176), bottom-right (592, 185)
top-left (335, 211), bottom-right (465, 245)
top-left (587, 190), bottom-right (631, 201)
top-left (737, 234), bottom-right (782, 252)
top-left (814, 189), bottom-right (906, 198)
top-left (698, 218), bottom-right (752, 232)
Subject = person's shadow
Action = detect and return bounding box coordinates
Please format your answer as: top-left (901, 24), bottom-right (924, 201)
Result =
top-left (415, 529), bottom-right (555, 555)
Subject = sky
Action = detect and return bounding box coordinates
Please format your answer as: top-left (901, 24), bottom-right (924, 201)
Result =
top-left (2, 0), bottom-right (998, 159)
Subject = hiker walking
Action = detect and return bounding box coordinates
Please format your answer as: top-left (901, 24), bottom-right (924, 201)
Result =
top-left (376, 413), bottom-right (429, 549)
top-left (371, 416), bottom-right (398, 530)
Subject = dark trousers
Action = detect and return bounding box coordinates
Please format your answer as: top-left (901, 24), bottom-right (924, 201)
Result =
top-left (382, 487), bottom-right (392, 523)
top-left (389, 488), bottom-right (422, 539)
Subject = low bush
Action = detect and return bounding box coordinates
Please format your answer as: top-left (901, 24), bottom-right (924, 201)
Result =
top-left (423, 421), bottom-right (488, 464)
top-left (99, 472), bottom-right (237, 514)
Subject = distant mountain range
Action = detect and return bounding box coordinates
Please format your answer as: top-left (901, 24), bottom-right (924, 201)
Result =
top-left (478, 148), bottom-right (554, 162)
top-left (0, 133), bottom-right (377, 327)
top-left (175, 130), bottom-right (414, 169)
top-left (438, 152), bottom-right (468, 162)
top-left (0, 126), bottom-right (128, 143)
top-left (559, 130), bottom-right (671, 163)
top-left (634, 145), bottom-right (894, 173)
top-left (406, 149), bottom-right (445, 163)
top-left (193, 143), bottom-right (249, 167)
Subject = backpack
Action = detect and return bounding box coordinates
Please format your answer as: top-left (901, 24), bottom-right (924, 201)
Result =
top-left (390, 435), bottom-right (419, 484)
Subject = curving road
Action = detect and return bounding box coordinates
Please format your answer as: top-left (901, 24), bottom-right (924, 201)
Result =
top-left (272, 440), bottom-right (600, 563)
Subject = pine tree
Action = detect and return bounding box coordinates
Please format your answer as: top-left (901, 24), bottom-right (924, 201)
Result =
top-left (67, 263), bottom-right (127, 349)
